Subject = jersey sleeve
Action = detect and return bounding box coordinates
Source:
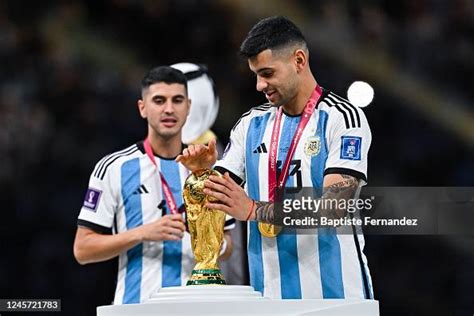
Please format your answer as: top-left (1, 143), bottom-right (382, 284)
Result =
top-left (224, 214), bottom-right (236, 231)
top-left (77, 158), bottom-right (117, 234)
top-left (324, 107), bottom-right (372, 183)
top-left (214, 116), bottom-right (247, 184)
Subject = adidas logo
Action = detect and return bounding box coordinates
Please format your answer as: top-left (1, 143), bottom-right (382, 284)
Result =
top-left (133, 184), bottom-right (149, 195)
top-left (253, 143), bottom-right (268, 154)
top-left (157, 200), bottom-right (166, 211)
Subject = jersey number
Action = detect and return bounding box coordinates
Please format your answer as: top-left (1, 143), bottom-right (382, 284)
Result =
top-left (276, 159), bottom-right (302, 193)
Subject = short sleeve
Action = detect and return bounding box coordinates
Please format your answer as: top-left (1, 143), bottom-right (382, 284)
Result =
top-left (214, 118), bottom-right (247, 183)
top-left (77, 159), bottom-right (117, 234)
top-left (324, 106), bottom-right (372, 183)
top-left (224, 214), bottom-right (236, 231)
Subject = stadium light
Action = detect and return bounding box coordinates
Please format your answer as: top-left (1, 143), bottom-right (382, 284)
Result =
top-left (347, 81), bottom-right (374, 108)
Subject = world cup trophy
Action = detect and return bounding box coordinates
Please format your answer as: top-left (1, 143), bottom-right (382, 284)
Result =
top-left (183, 169), bottom-right (226, 285)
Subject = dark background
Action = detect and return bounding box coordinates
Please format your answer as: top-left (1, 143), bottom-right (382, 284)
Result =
top-left (0, 0), bottom-right (472, 315)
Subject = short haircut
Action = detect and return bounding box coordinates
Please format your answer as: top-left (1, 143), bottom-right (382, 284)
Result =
top-left (141, 66), bottom-right (188, 93)
top-left (240, 16), bottom-right (307, 58)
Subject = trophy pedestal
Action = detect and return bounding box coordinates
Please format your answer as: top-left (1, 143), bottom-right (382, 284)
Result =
top-left (97, 285), bottom-right (379, 316)
top-left (186, 269), bottom-right (226, 285)
top-left (150, 285), bottom-right (264, 301)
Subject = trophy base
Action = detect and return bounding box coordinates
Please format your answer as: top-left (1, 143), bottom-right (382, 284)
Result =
top-left (98, 286), bottom-right (380, 315)
top-left (186, 269), bottom-right (226, 285)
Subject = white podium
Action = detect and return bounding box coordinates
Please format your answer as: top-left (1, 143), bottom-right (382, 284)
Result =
top-left (97, 286), bottom-right (379, 316)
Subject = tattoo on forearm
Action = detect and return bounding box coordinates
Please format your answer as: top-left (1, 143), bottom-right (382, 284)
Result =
top-left (254, 201), bottom-right (274, 224)
top-left (254, 175), bottom-right (359, 224)
top-left (320, 175), bottom-right (359, 219)
top-left (323, 174), bottom-right (359, 198)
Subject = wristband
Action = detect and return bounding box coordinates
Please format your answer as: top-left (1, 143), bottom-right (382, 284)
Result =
top-left (245, 200), bottom-right (255, 221)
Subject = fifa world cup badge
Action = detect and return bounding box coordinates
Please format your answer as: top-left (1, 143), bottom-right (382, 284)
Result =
top-left (304, 136), bottom-right (321, 157)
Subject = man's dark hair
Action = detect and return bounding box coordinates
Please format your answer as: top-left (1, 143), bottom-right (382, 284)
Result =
top-left (240, 16), bottom-right (307, 58)
top-left (141, 66), bottom-right (188, 93)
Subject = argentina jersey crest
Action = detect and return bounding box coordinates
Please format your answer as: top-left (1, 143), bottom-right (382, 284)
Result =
top-left (304, 135), bottom-right (321, 157)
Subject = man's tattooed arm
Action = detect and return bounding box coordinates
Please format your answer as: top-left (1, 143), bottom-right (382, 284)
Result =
top-left (319, 174), bottom-right (359, 219)
top-left (253, 174), bottom-right (359, 224)
top-left (254, 200), bottom-right (274, 223)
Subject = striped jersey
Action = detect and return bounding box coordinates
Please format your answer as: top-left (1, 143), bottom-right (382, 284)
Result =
top-left (77, 141), bottom-right (235, 304)
top-left (215, 88), bottom-right (373, 300)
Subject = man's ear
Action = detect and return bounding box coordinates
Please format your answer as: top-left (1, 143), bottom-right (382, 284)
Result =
top-left (294, 49), bottom-right (307, 72)
top-left (137, 99), bottom-right (146, 118)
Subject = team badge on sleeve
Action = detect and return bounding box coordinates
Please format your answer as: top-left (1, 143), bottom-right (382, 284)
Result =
top-left (83, 187), bottom-right (102, 211)
top-left (340, 136), bottom-right (361, 160)
top-left (304, 136), bottom-right (321, 156)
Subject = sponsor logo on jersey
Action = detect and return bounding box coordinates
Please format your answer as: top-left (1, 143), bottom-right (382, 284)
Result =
top-left (304, 136), bottom-right (321, 156)
top-left (340, 136), bottom-right (361, 160)
top-left (132, 184), bottom-right (149, 195)
top-left (83, 187), bottom-right (102, 211)
top-left (253, 143), bottom-right (268, 154)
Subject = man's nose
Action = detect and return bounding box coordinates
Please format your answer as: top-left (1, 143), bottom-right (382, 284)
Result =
top-left (256, 76), bottom-right (268, 92)
top-left (163, 101), bottom-right (174, 113)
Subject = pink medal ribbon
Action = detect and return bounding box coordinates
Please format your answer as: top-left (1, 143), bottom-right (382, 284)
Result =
top-left (143, 138), bottom-right (179, 214)
top-left (268, 85), bottom-right (323, 201)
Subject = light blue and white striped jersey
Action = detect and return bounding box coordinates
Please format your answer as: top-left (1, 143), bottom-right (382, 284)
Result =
top-left (215, 88), bottom-right (373, 300)
top-left (77, 141), bottom-right (235, 304)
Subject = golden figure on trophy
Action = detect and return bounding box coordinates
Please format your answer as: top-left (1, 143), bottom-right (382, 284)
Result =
top-left (183, 168), bottom-right (226, 285)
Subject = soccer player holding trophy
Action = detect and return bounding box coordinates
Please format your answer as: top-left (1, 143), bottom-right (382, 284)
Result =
top-left (177, 16), bottom-right (374, 300)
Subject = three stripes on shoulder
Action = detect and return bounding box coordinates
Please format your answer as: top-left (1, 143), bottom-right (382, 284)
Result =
top-left (93, 145), bottom-right (139, 180)
top-left (323, 93), bottom-right (361, 129)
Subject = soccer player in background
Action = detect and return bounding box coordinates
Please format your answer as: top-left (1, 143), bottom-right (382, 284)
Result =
top-left (177, 16), bottom-right (373, 300)
top-left (73, 66), bottom-right (234, 304)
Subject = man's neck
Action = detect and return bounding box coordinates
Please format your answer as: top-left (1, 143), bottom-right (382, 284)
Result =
top-left (282, 76), bottom-right (317, 115)
top-left (147, 132), bottom-right (182, 159)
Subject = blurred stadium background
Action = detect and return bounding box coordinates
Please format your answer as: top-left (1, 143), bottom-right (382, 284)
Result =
top-left (0, 0), bottom-right (472, 315)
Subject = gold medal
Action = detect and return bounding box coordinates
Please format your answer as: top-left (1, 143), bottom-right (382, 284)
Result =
top-left (258, 222), bottom-right (282, 238)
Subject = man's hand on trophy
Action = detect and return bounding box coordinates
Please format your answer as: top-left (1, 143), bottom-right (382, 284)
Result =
top-left (203, 172), bottom-right (256, 221)
top-left (139, 214), bottom-right (186, 241)
top-left (176, 138), bottom-right (218, 172)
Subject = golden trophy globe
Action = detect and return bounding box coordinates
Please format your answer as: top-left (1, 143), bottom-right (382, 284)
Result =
top-left (183, 169), bottom-right (226, 285)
